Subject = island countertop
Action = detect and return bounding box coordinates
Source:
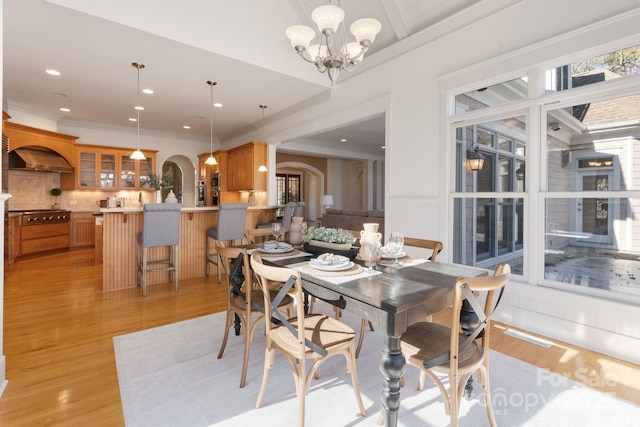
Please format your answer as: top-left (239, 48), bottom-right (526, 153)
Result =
top-left (99, 205), bottom-right (282, 213)
top-left (100, 205), bottom-right (279, 291)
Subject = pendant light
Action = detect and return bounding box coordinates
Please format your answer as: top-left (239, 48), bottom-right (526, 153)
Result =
top-left (257, 104), bottom-right (268, 172)
top-left (205, 80), bottom-right (218, 166)
top-left (130, 62), bottom-right (146, 160)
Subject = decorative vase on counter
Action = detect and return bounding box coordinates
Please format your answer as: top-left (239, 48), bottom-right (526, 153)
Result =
top-left (164, 190), bottom-right (178, 204)
top-left (359, 223), bottom-right (382, 262)
top-left (289, 216), bottom-right (304, 245)
top-left (155, 190), bottom-right (162, 204)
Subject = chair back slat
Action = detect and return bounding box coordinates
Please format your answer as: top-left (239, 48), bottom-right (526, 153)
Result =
top-left (403, 237), bottom-right (443, 261)
top-left (250, 254), bottom-right (328, 357)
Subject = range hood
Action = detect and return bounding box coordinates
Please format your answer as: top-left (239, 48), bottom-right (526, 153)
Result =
top-left (9, 147), bottom-right (73, 173)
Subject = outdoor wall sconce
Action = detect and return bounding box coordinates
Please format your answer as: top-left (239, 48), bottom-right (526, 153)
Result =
top-left (516, 164), bottom-right (525, 180)
top-left (467, 146), bottom-right (485, 171)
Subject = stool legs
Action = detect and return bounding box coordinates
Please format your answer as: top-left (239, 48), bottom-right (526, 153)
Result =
top-left (206, 236), bottom-right (222, 282)
top-left (137, 244), bottom-right (179, 297)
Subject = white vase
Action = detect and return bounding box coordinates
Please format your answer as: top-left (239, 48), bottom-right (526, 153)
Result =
top-left (165, 190), bottom-right (178, 204)
top-left (359, 224), bottom-right (382, 262)
top-left (289, 216), bottom-right (304, 245)
top-left (155, 190), bottom-right (162, 203)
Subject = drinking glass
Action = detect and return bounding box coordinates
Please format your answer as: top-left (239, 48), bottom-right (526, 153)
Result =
top-left (362, 240), bottom-right (380, 274)
top-left (272, 222), bottom-right (282, 243)
top-left (388, 232), bottom-right (404, 267)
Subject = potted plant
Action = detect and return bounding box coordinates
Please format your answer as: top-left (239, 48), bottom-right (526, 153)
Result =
top-left (303, 226), bottom-right (359, 259)
top-left (146, 167), bottom-right (174, 202)
top-left (51, 188), bottom-right (62, 209)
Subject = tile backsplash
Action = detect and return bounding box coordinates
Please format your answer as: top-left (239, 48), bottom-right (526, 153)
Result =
top-left (7, 170), bottom-right (155, 211)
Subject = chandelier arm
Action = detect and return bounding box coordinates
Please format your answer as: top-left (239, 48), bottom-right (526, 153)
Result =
top-left (294, 46), bottom-right (319, 64)
top-left (344, 42), bottom-right (370, 68)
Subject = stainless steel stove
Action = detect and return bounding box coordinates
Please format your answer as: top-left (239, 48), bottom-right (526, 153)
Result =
top-left (10, 209), bottom-right (71, 255)
top-left (20, 209), bottom-right (71, 226)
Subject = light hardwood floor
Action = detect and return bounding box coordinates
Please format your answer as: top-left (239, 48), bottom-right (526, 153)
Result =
top-left (0, 248), bottom-right (637, 425)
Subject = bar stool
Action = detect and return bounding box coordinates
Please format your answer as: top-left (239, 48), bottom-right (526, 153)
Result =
top-left (257, 201), bottom-right (296, 236)
top-left (206, 203), bottom-right (248, 282)
top-left (293, 201), bottom-right (305, 218)
top-left (136, 203), bottom-right (182, 297)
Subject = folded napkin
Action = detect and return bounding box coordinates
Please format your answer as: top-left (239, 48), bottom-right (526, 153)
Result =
top-left (298, 263), bottom-right (382, 285)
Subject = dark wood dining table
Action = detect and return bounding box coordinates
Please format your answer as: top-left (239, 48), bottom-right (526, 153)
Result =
top-left (271, 255), bottom-right (487, 427)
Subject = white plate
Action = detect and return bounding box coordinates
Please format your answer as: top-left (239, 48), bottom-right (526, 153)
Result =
top-left (314, 254), bottom-right (349, 265)
top-left (309, 260), bottom-right (354, 271)
top-left (380, 250), bottom-right (406, 259)
top-left (260, 243), bottom-right (293, 253)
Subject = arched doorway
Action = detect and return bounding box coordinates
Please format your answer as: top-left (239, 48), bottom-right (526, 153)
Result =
top-left (162, 155), bottom-right (197, 206)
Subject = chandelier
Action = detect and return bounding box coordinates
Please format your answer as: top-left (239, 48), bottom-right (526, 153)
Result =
top-left (285, 0), bottom-right (381, 86)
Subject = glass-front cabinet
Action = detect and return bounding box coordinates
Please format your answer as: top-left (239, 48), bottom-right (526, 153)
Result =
top-left (75, 145), bottom-right (155, 190)
top-left (120, 154), bottom-right (153, 188)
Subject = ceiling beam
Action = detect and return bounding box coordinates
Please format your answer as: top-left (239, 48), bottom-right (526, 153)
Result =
top-left (381, 0), bottom-right (410, 40)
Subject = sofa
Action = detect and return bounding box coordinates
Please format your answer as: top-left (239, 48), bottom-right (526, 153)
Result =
top-left (321, 208), bottom-right (385, 236)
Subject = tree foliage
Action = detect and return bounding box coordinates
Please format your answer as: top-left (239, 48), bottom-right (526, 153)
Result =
top-left (572, 46), bottom-right (640, 76)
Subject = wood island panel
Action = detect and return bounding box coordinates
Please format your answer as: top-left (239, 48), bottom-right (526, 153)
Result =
top-left (101, 207), bottom-right (278, 291)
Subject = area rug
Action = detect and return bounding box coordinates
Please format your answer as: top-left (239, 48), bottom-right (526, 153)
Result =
top-left (113, 303), bottom-right (640, 427)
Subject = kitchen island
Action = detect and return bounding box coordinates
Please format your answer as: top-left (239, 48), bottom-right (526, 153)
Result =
top-left (99, 205), bottom-right (278, 291)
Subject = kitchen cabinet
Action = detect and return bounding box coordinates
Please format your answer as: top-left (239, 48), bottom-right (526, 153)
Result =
top-left (120, 154), bottom-right (153, 188)
top-left (197, 151), bottom-right (228, 206)
top-left (4, 122), bottom-right (78, 190)
top-left (5, 214), bottom-right (21, 266)
top-left (227, 142), bottom-right (266, 191)
top-left (75, 145), bottom-right (155, 190)
top-left (71, 212), bottom-right (95, 248)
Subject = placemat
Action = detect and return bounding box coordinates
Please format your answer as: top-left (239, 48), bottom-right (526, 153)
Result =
top-left (299, 262), bottom-right (363, 277)
top-left (377, 255), bottom-right (414, 265)
top-left (253, 248), bottom-right (300, 258)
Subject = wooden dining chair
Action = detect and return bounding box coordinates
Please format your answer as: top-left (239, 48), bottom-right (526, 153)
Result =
top-left (250, 254), bottom-right (367, 427)
top-left (380, 264), bottom-right (511, 426)
top-left (215, 244), bottom-right (294, 388)
top-left (244, 227), bottom-right (275, 245)
top-left (403, 237), bottom-right (443, 261)
top-left (307, 228), bottom-right (373, 358)
top-left (402, 238), bottom-right (444, 322)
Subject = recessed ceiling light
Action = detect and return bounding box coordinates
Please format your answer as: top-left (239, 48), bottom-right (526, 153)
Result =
top-left (340, 138), bottom-right (347, 142)
top-left (381, 146), bottom-right (386, 149)
top-left (59, 107), bottom-right (70, 112)
top-left (214, 103), bottom-right (223, 108)
top-left (134, 105), bottom-right (144, 111)
top-left (45, 69), bottom-right (61, 76)
top-left (129, 118), bottom-right (137, 122)
top-left (54, 92), bottom-right (67, 97)
top-left (143, 88), bottom-right (154, 94)
top-left (183, 125), bottom-right (191, 129)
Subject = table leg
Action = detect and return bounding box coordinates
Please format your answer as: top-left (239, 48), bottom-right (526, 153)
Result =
top-left (379, 334), bottom-right (405, 427)
top-left (234, 313), bottom-right (241, 335)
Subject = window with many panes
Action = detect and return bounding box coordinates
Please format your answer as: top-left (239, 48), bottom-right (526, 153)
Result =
top-left (449, 43), bottom-right (640, 304)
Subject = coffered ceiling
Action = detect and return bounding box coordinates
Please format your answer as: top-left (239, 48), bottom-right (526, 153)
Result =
top-left (3, 0), bottom-right (508, 157)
